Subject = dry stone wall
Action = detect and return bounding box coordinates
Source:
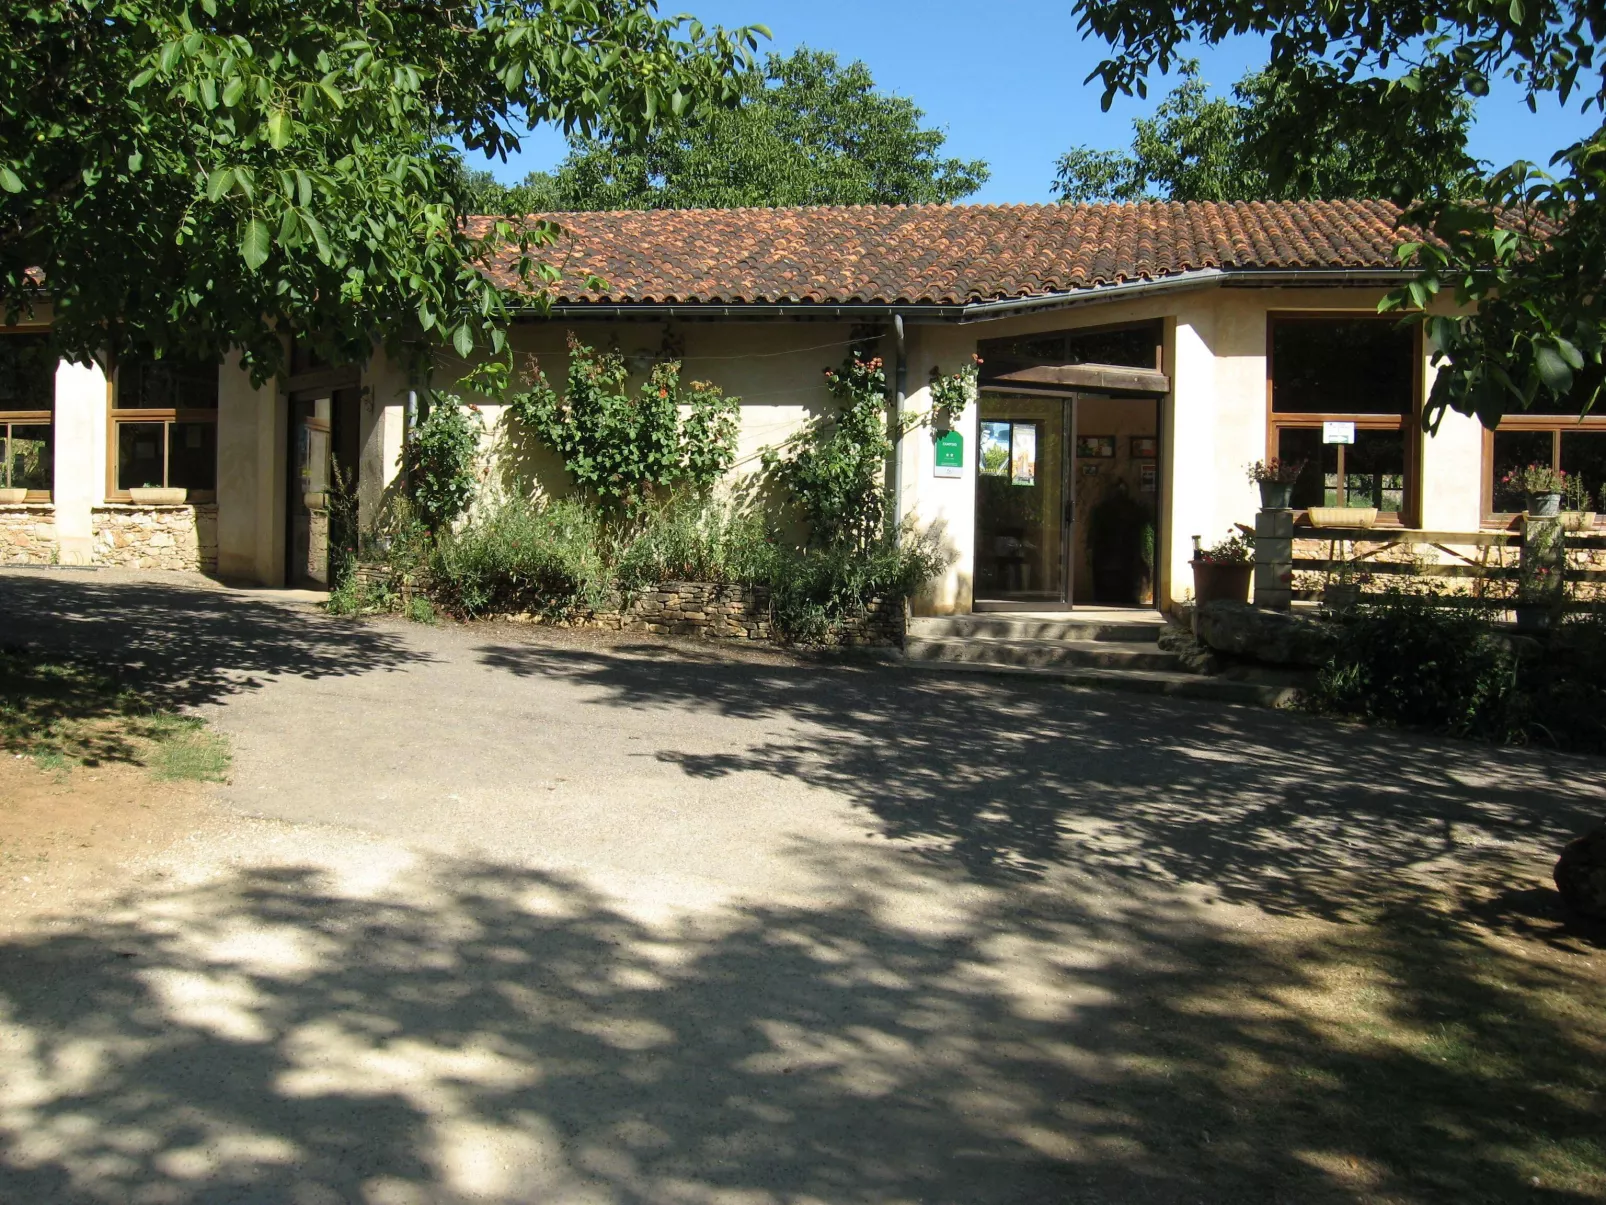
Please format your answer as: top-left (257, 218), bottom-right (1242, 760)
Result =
top-left (0, 504), bottom-right (55, 565)
top-left (354, 566), bottom-right (904, 647)
top-left (92, 504), bottom-right (218, 572)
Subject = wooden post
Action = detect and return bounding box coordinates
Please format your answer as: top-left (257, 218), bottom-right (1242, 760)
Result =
top-left (1254, 506), bottom-right (1294, 611)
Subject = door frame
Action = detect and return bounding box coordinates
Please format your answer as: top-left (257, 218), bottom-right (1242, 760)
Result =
top-left (970, 388), bottom-right (1166, 613)
top-left (972, 390), bottom-right (1076, 612)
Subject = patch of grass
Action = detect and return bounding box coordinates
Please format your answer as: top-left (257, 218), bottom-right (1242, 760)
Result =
top-left (402, 594), bottom-right (435, 624)
top-left (0, 645), bottom-right (229, 781)
top-left (146, 716), bottom-right (232, 783)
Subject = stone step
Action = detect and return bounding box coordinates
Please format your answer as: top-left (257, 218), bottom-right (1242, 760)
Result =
top-left (905, 635), bottom-right (1181, 672)
top-left (907, 614), bottom-right (1163, 644)
top-left (897, 654), bottom-right (1301, 708)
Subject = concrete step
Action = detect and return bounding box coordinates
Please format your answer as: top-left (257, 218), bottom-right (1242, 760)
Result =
top-left (904, 635), bottom-right (1181, 672)
top-left (907, 614), bottom-right (1163, 644)
top-left (897, 653), bottom-right (1301, 708)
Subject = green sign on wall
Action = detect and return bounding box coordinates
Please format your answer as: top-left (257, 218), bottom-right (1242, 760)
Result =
top-left (934, 430), bottom-right (963, 478)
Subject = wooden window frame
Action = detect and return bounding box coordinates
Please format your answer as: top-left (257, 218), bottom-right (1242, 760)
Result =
top-left (1265, 312), bottom-right (1424, 527)
top-left (0, 326), bottom-right (55, 501)
top-left (1481, 416), bottom-right (1606, 526)
top-left (106, 364), bottom-right (218, 503)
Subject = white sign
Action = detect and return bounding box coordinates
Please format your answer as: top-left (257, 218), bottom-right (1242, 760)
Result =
top-left (1322, 421), bottom-right (1356, 445)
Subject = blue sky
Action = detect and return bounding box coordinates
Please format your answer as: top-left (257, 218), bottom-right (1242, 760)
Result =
top-left (476, 0), bottom-right (1600, 204)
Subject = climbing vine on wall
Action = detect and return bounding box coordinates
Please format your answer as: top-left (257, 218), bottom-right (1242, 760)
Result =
top-left (406, 393), bottom-right (483, 532)
top-left (928, 354), bottom-right (980, 428)
top-left (767, 344), bottom-right (903, 555)
top-left (510, 334), bottom-right (739, 509)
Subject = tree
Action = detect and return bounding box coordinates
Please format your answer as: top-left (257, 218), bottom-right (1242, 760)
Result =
top-left (0, 2), bottom-right (761, 382)
top-left (1070, 0), bottom-right (1606, 426)
top-left (1054, 61), bottom-right (1475, 204)
top-left (472, 47), bottom-right (988, 211)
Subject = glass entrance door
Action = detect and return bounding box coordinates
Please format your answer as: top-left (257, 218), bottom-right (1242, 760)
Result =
top-left (974, 394), bottom-right (1071, 606)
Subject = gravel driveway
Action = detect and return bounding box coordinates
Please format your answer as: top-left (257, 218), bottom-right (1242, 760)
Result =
top-left (0, 567), bottom-right (1600, 1204)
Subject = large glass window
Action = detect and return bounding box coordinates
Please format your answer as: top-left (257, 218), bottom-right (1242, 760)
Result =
top-left (112, 355), bottom-right (218, 498)
top-left (1269, 316), bottom-right (1418, 522)
top-left (0, 333), bottom-right (54, 499)
top-left (1488, 423), bottom-right (1606, 520)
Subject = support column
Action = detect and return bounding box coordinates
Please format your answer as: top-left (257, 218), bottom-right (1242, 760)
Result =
top-left (51, 359), bottom-right (108, 565)
top-left (1253, 506), bottom-right (1294, 611)
top-left (216, 352), bottom-right (274, 582)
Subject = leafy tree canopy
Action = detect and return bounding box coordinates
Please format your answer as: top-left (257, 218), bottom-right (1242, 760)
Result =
top-left (1070, 0), bottom-right (1606, 427)
top-left (0, 1), bottom-right (761, 382)
top-left (468, 47), bottom-right (989, 211)
top-left (1053, 61), bottom-right (1475, 204)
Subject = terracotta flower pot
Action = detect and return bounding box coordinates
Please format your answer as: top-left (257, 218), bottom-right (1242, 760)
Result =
top-left (0, 488), bottom-right (28, 504)
top-left (1191, 560), bottom-right (1252, 605)
top-left (129, 487), bottom-right (187, 505)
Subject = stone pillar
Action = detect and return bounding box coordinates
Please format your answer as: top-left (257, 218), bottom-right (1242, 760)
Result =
top-left (1253, 507), bottom-right (1294, 611)
top-left (51, 359), bottom-right (109, 565)
top-left (1519, 514), bottom-right (1566, 619)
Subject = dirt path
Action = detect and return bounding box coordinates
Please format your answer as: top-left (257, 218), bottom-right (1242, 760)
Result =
top-left (1, 567), bottom-right (1603, 1204)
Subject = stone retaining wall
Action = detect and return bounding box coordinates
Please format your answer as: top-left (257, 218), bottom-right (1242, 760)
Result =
top-left (0, 503), bottom-right (56, 565)
top-left (92, 504), bottom-right (218, 572)
top-left (353, 565), bottom-right (903, 646)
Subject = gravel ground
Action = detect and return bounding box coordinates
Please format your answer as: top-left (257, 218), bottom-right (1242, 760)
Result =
top-left (0, 566), bottom-right (1601, 1205)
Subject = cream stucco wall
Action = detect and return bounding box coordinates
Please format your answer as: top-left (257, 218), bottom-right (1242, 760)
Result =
top-left (216, 352), bottom-right (275, 582)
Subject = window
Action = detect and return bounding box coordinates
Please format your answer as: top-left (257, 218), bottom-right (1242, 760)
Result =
top-left (0, 333), bottom-right (54, 499)
top-left (1486, 390), bottom-right (1606, 519)
top-left (1269, 315), bottom-right (1419, 523)
top-left (980, 321), bottom-right (1161, 371)
top-left (111, 357), bottom-right (218, 499)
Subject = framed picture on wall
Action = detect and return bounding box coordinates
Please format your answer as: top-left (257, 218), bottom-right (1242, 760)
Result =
top-left (1076, 435), bottom-right (1116, 459)
top-left (1131, 436), bottom-right (1159, 459)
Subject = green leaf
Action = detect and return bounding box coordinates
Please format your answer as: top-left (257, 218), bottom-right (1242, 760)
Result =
top-left (301, 208), bottom-right (331, 261)
top-left (0, 166), bottom-right (21, 194)
top-left (222, 76), bottom-right (246, 107)
top-left (452, 323), bottom-right (474, 359)
top-left (240, 217), bottom-right (271, 270)
top-left (205, 167), bottom-right (234, 201)
top-left (1535, 344), bottom-right (1574, 393)
top-left (267, 109), bottom-right (290, 149)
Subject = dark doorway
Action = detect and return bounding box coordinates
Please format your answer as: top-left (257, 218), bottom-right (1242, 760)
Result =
top-left (287, 386), bottom-right (361, 589)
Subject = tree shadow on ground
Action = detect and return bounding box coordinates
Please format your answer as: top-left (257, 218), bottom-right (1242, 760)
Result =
top-left (0, 571), bottom-right (430, 733)
top-left (0, 849), bottom-right (1599, 1204)
top-left (475, 643), bottom-right (1606, 933)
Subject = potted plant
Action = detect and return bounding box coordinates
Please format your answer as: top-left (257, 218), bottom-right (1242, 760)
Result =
top-left (1190, 531), bottom-right (1254, 604)
top-left (1246, 457), bottom-right (1305, 510)
top-left (1502, 462), bottom-right (1566, 518)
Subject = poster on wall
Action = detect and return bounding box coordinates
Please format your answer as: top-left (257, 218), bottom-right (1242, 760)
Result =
top-left (1011, 422), bottom-right (1037, 486)
top-left (979, 422), bottom-right (1011, 477)
top-left (1140, 463), bottom-right (1157, 492)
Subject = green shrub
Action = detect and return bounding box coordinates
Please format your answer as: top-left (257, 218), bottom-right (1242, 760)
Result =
top-left (1521, 612), bottom-right (1606, 752)
top-left (614, 495), bottom-right (772, 589)
top-left (766, 526), bottom-right (945, 644)
top-left (1312, 590), bottom-right (1519, 739)
top-left (406, 393), bottom-right (482, 531)
top-left (427, 496), bottom-right (609, 618)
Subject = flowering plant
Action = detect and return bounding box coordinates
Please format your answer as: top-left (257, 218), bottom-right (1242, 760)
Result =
top-left (1500, 462), bottom-right (1566, 495)
top-left (1193, 531), bottom-right (1254, 564)
top-left (1246, 457), bottom-right (1306, 485)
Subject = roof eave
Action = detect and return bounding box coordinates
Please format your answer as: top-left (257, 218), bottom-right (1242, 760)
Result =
top-left (515, 266), bottom-right (1419, 323)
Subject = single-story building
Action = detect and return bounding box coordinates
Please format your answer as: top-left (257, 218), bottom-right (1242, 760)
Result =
top-left (3, 200), bottom-right (1591, 612)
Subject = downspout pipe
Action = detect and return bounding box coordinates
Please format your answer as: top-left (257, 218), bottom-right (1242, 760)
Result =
top-left (891, 313), bottom-right (907, 543)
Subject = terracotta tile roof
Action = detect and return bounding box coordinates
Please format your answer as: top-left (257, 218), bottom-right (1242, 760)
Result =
top-left (469, 200), bottom-right (1422, 307)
